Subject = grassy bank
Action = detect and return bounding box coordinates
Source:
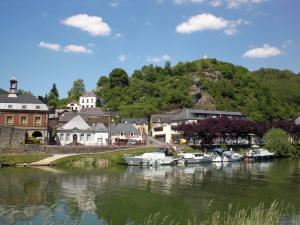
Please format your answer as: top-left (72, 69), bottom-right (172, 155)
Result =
top-left (0, 154), bottom-right (50, 165)
top-left (54, 147), bottom-right (155, 167)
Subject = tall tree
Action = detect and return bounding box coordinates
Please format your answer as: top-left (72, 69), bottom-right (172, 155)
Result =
top-left (109, 68), bottom-right (129, 88)
top-left (68, 79), bottom-right (85, 101)
top-left (48, 83), bottom-right (59, 107)
top-left (97, 76), bottom-right (109, 87)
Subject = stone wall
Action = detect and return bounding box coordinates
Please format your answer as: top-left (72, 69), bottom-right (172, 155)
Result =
top-left (0, 126), bottom-right (25, 151)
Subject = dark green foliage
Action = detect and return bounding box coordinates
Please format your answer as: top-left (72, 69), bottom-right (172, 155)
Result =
top-left (109, 68), bottom-right (129, 88)
top-left (97, 76), bottom-right (109, 87)
top-left (17, 89), bottom-right (33, 96)
top-left (48, 83), bottom-right (59, 107)
top-left (68, 79), bottom-right (85, 101)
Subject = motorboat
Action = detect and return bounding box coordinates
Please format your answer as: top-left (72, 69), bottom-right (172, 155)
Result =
top-left (123, 148), bottom-right (175, 166)
top-left (178, 153), bottom-right (212, 164)
top-left (245, 146), bottom-right (274, 160)
top-left (209, 148), bottom-right (241, 162)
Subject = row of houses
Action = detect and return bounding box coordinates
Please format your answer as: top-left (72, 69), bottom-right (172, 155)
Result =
top-left (1, 77), bottom-right (300, 147)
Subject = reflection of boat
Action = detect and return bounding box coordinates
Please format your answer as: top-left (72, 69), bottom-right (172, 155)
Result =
top-left (245, 146), bottom-right (274, 160)
top-left (123, 148), bottom-right (174, 166)
top-left (178, 153), bottom-right (211, 164)
top-left (209, 148), bottom-right (241, 162)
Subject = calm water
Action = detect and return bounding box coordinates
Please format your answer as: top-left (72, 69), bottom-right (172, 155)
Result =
top-left (0, 159), bottom-right (299, 225)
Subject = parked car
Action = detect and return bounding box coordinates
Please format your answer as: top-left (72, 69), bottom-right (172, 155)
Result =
top-left (127, 139), bottom-right (137, 145)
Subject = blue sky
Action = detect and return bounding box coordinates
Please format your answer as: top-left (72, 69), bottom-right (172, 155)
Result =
top-left (0, 0), bottom-right (299, 97)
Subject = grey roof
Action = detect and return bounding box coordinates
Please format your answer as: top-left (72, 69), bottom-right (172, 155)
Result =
top-left (60, 111), bottom-right (108, 123)
top-left (121, 118), bottom-right (148, 125)
top-left (62, 115), bottom-right (90, 130)
top-left (110, 123), bottom-right (140, 136)
top-left (82, 91), bottom-right (96, 97)
top-left (151, 108), bottom-right (245, 123)
top-left (0, 94), bottom-right (46, 104)
top-left (90, 123), bottom-right (108, 132)
top-left (171, 109), bottom-right (244, 121)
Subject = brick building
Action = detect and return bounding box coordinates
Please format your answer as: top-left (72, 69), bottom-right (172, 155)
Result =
top-left (0, 77), bottom-right (49, 140)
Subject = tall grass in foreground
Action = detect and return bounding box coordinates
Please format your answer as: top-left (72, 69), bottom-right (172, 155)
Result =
top-left (142, 202), bottom-right (300, 225)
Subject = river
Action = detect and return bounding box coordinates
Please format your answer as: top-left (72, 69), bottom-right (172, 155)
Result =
top-left (0, 159), bottom-right (299, 225)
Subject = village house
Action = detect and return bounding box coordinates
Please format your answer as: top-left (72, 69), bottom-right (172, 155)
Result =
top-left (121, 118), bottom-right (149, 135)
top-left (150, 108), bottom-right (246, 144)
top-left (67, 100), bottom-right (80, 112)
top-left (0, 77), bottom-right (49, 140)
top-left (56, 115), bottom-right (108, 146)
top-left (79, 92), bottom-right (97, 109)
top-left (110, 123), bottom-right (143, 145)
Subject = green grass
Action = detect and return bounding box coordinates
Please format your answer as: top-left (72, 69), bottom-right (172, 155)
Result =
top-left (0, 154), bottom-right (50, 165)
top-left (54, 147), bottom-right (155, 167)
top-left (143, 201), bottom-right (299, 225)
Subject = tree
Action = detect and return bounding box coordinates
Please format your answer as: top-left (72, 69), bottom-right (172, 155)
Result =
top-left (47, 83), bottom-right (59, 107)
top-left (109, 68), bottom-right (129, 88)
top-left (263, 128), bottom-right (297, 157)
top-left (68, 79), bottom-right (85, 101)
top-left (17, 89), bottom-right (33, 96)
top-left (97, 76), bottom-right (109, 87)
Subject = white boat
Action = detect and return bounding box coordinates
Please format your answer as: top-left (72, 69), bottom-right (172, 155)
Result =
top-left (246, 147), bottom-right (274, 160)
top-left (210, 151), bottom-right (241, 162)
top-left (178, 153), bottom-right (211, 164)
top-left (123, 148), bottom-right (174, 166)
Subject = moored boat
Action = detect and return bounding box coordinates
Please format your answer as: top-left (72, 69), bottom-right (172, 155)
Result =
top-left (178, 153), bottom-right (211, 164)
top-left (245, 146), bottom-right (274, 160)
top-left (123, 148), bottom-right (175, 166)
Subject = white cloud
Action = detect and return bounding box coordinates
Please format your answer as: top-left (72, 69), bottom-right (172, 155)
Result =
top-left (176, 13), bottom-right (247, 35)
top-left (38, 41), bottom-right (61, 51)
top-left (174, 0), bottom-right (205, 4)
top-left (243, 44), bottom-right (282, 58)
top-left (110, 0), bottom-right (121, 7)
top-left (117, 54), bottom-right (128, 62)
top-left (64, 44), bottom-right (93, 54)
top-left (226, 0), bottom-right (266, 8)
top-left (62, 14), bottom-right (111, 36)
top-left (281, 40), bottom-right (293, 49)
top-left (113, 33), bottom-right (123, 39)
top-left (146, 54), bottom-right (171, 63)
top-left (210, 0), bottom-right (223, 7)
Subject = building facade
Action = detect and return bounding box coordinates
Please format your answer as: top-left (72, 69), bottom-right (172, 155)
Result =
top-left (150, 108), bottom-right (246, 143)
top-left (57, 115), bottom-right (108, 146)
top-left (110, 123), bottom-right (143, 145)
top-left (0, 78), bottom-right (49, 140)
top-left (67, 100), bottom-right (80, 111)
top-left (79, 92), bottom-right (97, 109)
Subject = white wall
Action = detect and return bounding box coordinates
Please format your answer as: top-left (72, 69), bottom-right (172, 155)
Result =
top-left (79, 97), bottom-right (96, 108)
top-left (57, 131), bottom-right (108, 146)
top-left (151, 123), bottom-right (180, 143)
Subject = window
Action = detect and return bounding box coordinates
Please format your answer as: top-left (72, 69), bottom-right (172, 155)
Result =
top-left (130, 132), bottom-right (135, 136)
top-left (34, 116), bottom-right (41, 126)
top-left (120, 132), bottom-right (124, 136)
top-left (82, 99), bottom-right (84, 103)
top-left (91, 99), bottom-right (94, 103)
top-left (8, 105), bottom-right (13, 109)
top-left (91, 105), bottom-right (93, 108)
top-left (86, 99), bottom-right (89, 103)
top-left (20, 116), bottom-right (27, 125)
top-left (22, 105), bottom-right (27, 109)
top-left (87, 134), bottom-right (91, 141)
top-left (6, 116), bottom-right (13, 125)
top-left (154, 127), bottom-right (163, 132)
top-left (35, 105), bottom-right (41, 109)
top-left (82, 106), bottom-right (84, 108)
top-left (60, 134), bottom-right (64, 141)
top-left (80, 134), bottom-right (85, 141)
top-left (66, 133), bottom-right (70, 141)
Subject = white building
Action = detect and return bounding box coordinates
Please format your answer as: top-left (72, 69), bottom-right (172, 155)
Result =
top-left (110, 123), bottom-right (143, 145)
top-left (57, 115), bottom-right (108, 146)
top-left (79, 92), bottom-right (97, 109)
top-left (150, 108), bottom-right (246, 144)
top-left (67, 100), bottom-right (80, 111)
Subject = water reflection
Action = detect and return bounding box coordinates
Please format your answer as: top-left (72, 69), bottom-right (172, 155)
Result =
top-left (0, 160), bottom-right (299, 225)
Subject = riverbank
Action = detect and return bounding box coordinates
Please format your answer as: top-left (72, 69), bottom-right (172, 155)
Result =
top-left (0, 154), bottom-right (50, 166)
top-left (49, 147), bottom-right (155, 167)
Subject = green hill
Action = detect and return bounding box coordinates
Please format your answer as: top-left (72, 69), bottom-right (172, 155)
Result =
top-left (0, 88), bottom-right (8, 94)
top-left (96, 58), bottom-right (300, 123)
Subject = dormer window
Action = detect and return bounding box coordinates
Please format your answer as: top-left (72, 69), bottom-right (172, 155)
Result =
top-left (120, 132), bottom-right (124, 136)
top-left (22, 105), bottom-right (27, 109)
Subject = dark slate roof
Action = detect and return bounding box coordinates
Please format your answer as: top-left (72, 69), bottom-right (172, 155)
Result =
top-left (171, 109), bottom-right (245, 121)
top-left (0, 94), bottom-right (46, 104)
top-left (80, 107), bottom-right (104, 113)
top-left (59, 111), bottom-right (108, 123)
top-left (90, 123), bottom-right (108, 132)
top-left (82, 91), bottom-right (96, 97)
top-left (121, 118), bottom-right (148, 125)
top-left (110, 123), bottom-right (140, 135)
top-left (151, 113), bottom-right (177, 123)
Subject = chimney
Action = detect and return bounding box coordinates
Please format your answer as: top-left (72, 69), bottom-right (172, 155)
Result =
top-left (8, 77), bottom-right (18, 98)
